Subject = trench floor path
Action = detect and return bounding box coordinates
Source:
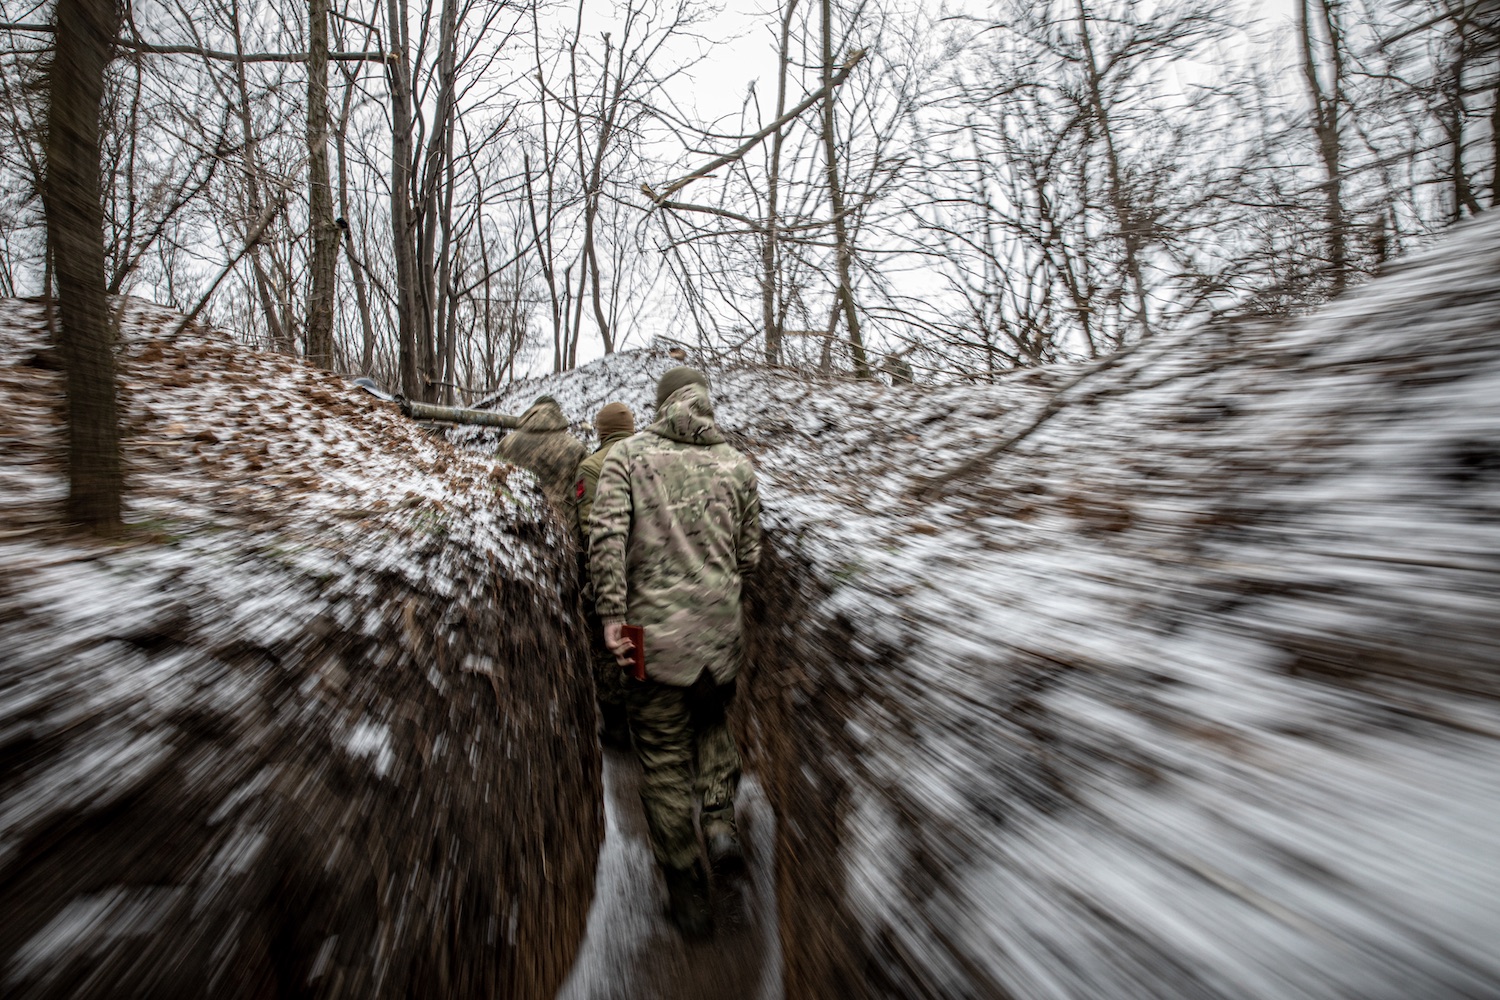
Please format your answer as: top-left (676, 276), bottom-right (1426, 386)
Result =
top-left (555, 748), bottom-right (781, 1000)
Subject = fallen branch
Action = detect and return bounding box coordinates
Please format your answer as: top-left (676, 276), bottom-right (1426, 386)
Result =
top-left (400, 401), bottom-right (519, 428)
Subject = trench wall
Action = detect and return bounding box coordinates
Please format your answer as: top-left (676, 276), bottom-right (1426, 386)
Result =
top-left (0, 303), bottom-right (603, 1000)
top-left (737, 219), bottom-right (1500, 1000)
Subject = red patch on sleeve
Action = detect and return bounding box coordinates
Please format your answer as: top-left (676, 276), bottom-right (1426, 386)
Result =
top-left (575, 478), bottom-right (586, 499)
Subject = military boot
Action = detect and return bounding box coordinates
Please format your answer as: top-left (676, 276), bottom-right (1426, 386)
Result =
top-left (663, 863), bottom-right (713, 938)
top-left (703, 811), bottom-right (745, 876)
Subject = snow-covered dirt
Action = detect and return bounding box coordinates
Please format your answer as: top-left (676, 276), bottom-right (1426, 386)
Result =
top-left (3, 212), bottom-right (1498, 1000)
top-left (487, 216), bottom-right (1500, 999)
top-left (0, 301), bottom-right (601, 1000)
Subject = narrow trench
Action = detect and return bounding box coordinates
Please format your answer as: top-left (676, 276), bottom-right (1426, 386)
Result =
top-left (552, 539), bottom-right (812, 1000)
top-left (554, 750), bottom-right (782, 1000)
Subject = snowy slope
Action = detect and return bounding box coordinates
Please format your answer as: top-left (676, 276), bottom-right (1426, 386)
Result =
top-left (512, 217), bottom-right (1500, 999)
top-left (0, 301), bottom-right (601, 1000)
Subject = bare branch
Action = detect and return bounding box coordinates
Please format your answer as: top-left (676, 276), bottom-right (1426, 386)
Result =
top-left (168, 198), bottom-right (285, 340)
top-left (117, 36), bottom-right (392, 64)
top-left (657, 199), bottom-right (763, 230)
top-left (641, 47), bottom-right (867, 207)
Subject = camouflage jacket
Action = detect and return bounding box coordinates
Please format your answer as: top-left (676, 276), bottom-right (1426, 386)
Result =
top-left (573, 430), bottom-right (634, 544)
top-left (497, 400), bottom-right (587, 510)
top-left (589, 385), bottom-right (762, 686)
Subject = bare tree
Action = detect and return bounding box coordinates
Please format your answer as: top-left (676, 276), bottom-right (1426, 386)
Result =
top-left (334, 52), bottom-right (379, 374)
top-left (1378, 0), bottom-right (1499, 219)
top-left (304, 0), bottom-right (338, 367)
top-left (759, 0), bottom-right (799, 364)
top-left (386, 0), bottom-right (423, 396)
top-left (818, 0), bottom-right (869, 376)
top-left (45, 0), bottom-right (122, 532)
top-left (1300, 0), bottom-right (1351, 292)
top-left (526, 0), bottom-right (708, 370)
top-left (910, 0), bottom-right (1247, 368)
top-left (222, 0), bottom-right (295, 353)
top-left (1075, 0), bottom-right (1152, 339)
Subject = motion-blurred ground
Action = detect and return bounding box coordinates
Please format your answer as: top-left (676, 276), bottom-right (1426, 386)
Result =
top-left (4, 215), bottom-right (1500, 1000)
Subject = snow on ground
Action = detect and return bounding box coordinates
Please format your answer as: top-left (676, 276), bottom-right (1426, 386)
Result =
top-left (503, 215), bottom-right (1500, 998)
top-left (5, 208), bottom-right (1494, 998)
top-left (0, 297), bottom-right (561, 582)
top-left (0, 300), bottom-right (599, 999)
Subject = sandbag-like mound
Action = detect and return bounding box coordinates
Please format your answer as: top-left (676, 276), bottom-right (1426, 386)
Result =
top-left (0, 301), bottom-right (601, 1000)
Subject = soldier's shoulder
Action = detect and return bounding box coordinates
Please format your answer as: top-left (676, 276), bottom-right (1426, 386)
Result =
top-left (627, 429), bottom-right (677, 454)
top-left (577, 446), bottom-right (605, 475)
top-left (600, 432), bottom-right (654, 469)
top-left (711, 441), bottom-right (756, 472)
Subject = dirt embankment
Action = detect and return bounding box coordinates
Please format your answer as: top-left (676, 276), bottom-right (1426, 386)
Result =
top-left (733, 217), bottom-right (1500, 999)
top-left (742, 544), bottom-right (867, 999)
top-left (0, 300), bottom-right (601, 999)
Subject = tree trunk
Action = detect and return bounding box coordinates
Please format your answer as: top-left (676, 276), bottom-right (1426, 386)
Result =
top-left (1299, 0), bottom-right (1348, 294)
top-left (583, 212), bottom-right (612, 354)
top-left (478, 215), bottom-right (494, 388)
top-left (762, 0), bottom-right (797, 365)
top-left (441, 237), bottom-right (459, 404)
top-left (436, 137), bottom-right (458, 404)
top-left (523, 151), bottom-right (563, 374)
top-left (1492, 70), bottom-right (1499, 208)
top-left (819, 0), bottom-right (869, 377)
top-left (45, 0), bottom-right (122, 534)
top-left (107, 55), bottom-right (143, 294)
top-left (304, 0), bottom-right (338, 369)
top-left (42, 240), bottom-right (55, 336)
top-left (1075, 0), bottom-right (1151, 342)
top-left (414, 0), bottom-right (459, 399)
top-left (1445, 46), bottom-right (1482, 219)
top-left (335, 74), bottom-right (377, 375)
top-left (387, 0), bottom-right (424, 398)
top-left (580, 35), bottom-right (618, 355)
top-left (229, 0), bottom-right (290, 353)
top-left (568, 257), bottom-right (587, 369)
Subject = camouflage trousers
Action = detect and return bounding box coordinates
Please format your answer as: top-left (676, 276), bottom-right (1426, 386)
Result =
top-left (626, 672), bottom-right (742, 872)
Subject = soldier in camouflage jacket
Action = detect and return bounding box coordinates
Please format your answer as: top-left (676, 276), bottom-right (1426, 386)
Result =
top-left (573, 402), bottom-right (636, 543)
top-left (574, 401), bottom-right (637, 749)
top-left (589, 368), bottom-right (761, 934)
top-left (496, 395), bottom-right (586, 511)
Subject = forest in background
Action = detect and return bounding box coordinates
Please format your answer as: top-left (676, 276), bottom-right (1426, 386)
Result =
top-left (1, 0), bottom-right (1496, 401)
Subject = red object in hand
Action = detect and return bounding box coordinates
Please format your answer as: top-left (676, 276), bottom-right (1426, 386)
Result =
top-left (621, 624), bottom-right (646, 681)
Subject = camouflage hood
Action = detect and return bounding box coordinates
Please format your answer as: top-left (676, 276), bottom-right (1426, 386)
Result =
top-left (498, 398), bottom-right (586, 509)
top-left (516, 398), bottom-right (570, 432)
top-left (649, 385), bottom-right (724, 446)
